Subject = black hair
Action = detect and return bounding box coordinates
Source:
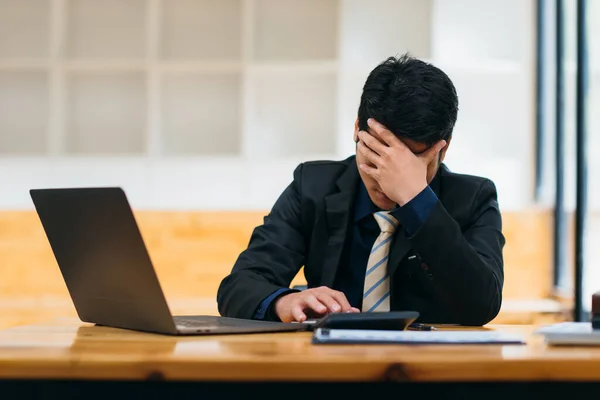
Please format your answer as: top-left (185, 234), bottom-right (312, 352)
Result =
top-left (357, 54), bottom-right (458, 145)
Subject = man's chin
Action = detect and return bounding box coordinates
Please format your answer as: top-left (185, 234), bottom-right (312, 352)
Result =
top-left (372, 191), bottom-right (396, 210)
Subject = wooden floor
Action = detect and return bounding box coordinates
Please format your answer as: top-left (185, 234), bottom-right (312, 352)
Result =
top-left (0, 208), bottom-right (571, 328)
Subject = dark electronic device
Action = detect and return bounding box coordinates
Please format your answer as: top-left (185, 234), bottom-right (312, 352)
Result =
top-left (311, 311), bottom-right (419, 331)
top-left (29, 187), bottom-right (308, 336)
top-left (592, 291), bottom-right (600, 329)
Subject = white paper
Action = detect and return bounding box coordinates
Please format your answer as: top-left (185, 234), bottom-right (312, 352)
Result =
top-left (534, 322), bottom-right (600, 345)
top-left (313, 328), bottom-right (525, 344)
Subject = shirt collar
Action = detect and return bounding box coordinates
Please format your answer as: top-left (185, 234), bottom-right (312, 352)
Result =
top-left (353, 180), bottom-right (378, 222)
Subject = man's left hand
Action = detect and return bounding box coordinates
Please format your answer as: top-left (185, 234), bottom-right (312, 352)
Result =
top-left (357, 118), bottom-right (446, 206)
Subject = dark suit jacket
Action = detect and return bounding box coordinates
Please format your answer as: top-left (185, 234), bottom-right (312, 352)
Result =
top-left (217, 156), bottom-right (505, 325)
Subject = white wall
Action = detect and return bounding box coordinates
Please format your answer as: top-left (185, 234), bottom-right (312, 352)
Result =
top-left (0, 0), bottom-right (538, 211)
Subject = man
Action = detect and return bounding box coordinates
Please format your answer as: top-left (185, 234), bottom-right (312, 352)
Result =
top-left (217, 54), bottom-right (505, 326)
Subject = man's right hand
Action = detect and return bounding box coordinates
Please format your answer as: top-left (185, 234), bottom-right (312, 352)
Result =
top-left (274, 286), bottom-right (360, 323)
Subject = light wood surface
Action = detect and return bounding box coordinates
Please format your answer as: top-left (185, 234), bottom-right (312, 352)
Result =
top-left (0, 208), bottom-right (554, 297)
top-left (0, 209), bottom-right (564, 329)
top-left (0, 319), bottom-right (598, 382)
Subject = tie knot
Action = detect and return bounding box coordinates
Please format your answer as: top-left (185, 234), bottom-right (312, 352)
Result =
top-left (374, 211), bottom-right (398, 233)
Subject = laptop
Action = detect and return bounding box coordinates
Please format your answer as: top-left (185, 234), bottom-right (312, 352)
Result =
top-left (29, 187), bottom-right (308, 336)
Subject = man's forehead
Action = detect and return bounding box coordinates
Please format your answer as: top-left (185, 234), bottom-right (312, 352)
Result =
top-left (366, 128), bottom-right (429, 154)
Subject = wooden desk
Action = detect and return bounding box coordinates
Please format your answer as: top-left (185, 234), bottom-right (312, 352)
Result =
top-left (0, 318), bottom-right (599, 382)
top-left (2, 319), bottom-right (600, 398)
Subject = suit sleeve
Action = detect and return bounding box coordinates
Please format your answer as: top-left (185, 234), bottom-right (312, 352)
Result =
top-left (408, 179), bottom-right (505, 326)
top-left (217, 164), bottom-right (306, 319)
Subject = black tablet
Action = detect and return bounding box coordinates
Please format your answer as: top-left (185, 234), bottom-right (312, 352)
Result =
top-left (310, 311), bottom-right (419, 331)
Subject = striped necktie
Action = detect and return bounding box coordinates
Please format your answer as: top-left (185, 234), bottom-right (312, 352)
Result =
top-left (362, 211), bottom-right (399, 312)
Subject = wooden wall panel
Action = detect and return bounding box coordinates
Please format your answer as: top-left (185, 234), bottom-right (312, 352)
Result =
top-left (0, 208), bottom-right (560, 328)
top-left (501, 208), bottom-right (553, 299)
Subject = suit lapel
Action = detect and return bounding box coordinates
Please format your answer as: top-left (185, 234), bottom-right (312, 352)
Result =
top-left (388, 165), bottom-right (444, 277)
top-left (388, 232), bottom-right (413, 277)
top-left (320, 161), bottom-right (359, 288)
top-left (319, 161), bottom-right (446, 283)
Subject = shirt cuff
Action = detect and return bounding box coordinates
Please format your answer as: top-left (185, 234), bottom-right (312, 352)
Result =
top-left (391, 186), bottom-right (438, 237)
top-left (253, 288), bottom-right (295, 320)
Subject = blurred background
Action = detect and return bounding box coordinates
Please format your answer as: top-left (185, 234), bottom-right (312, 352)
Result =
top-left (0, 0), bottom-right (597, 327)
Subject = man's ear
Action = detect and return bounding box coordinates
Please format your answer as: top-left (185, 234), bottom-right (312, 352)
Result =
top-left (439, 137), bottom-right (451, 162)
top-left (353, 118), bottom-right (359, 143)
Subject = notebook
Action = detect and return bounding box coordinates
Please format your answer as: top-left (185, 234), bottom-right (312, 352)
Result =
top-left (534, 322), bottom-right (600, 345)
top-left (312, 328), bottom-right (526, 345)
